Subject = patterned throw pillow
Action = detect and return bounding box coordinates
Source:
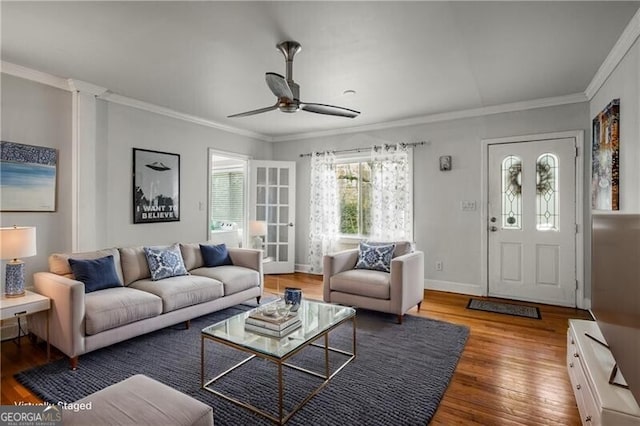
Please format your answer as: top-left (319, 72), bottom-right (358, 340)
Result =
top-left (355, 242), bottom-right (396, 272)
top-left (143, 244), bottom-right (189, 281)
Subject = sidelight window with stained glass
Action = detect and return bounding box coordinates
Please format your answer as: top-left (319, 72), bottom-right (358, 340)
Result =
top-left (501, 155), bottom-right (522, 229)
top-left (536, 153), bottom-right (558, 231)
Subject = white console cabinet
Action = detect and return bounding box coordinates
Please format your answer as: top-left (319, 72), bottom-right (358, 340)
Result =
top-left (567, 320), bottom-right (640, 425)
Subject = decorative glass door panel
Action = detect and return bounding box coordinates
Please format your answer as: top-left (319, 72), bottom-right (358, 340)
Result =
top-left (488, 138), bottom-right (576, 307)
top-left (250, 160), bottom-right (296, 274)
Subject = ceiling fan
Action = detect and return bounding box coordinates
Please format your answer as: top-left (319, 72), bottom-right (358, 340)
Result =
top-left (228, 41), bottom-right (360, 119)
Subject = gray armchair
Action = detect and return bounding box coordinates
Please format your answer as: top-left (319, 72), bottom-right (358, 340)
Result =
top-left (323, 241), bottom-right (424, 323)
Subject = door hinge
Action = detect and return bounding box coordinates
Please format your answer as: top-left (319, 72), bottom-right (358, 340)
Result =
top-left (575, 146), bottom-right (579, 157)
top-left (575, 224), bottom-right (579, 234)
top-left (576, 279), bottom-right (579, 290)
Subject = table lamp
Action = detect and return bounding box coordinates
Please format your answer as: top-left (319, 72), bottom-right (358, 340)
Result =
top-left (1, 226), bottom-right (37, 297)
top-left (249, 220), bottom-right (267, 252)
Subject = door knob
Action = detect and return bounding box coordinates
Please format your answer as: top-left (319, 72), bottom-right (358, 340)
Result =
top-left (288, 222), bottom-right (294, 227)
top-left (490, 217), bottom-right (497, 223)
top-left (490, 226), bottom-right (498, 232)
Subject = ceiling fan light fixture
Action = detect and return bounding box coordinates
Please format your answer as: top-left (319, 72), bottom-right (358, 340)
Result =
top-left (228, 40), bottom-right (360, 119)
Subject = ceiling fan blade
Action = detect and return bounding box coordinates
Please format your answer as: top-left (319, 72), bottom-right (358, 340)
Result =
top-left (265, 72), bottom-right (293, 100)
top-left (227, 103), bottom-right (278, 118)
top-left (300, 102), bottom-right (360, 118)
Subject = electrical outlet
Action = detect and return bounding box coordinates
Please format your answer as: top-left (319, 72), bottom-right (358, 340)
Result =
top-left (435, 261), bottom-right (443, 271)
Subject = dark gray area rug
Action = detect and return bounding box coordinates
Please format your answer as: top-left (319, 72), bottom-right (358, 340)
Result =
top-left (467, 298), bottom-right (541, 319)
top-left (16, 305), bottom-right (468, 426)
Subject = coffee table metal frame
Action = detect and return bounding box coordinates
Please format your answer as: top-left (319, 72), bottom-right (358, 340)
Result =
top-left (200, 305), bottom-right (356, 425)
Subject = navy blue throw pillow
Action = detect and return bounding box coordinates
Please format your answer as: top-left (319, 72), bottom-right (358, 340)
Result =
top-left (200, 243), bottom-right (233, 267)
top-left (68, 255), bottom-right (122, 293)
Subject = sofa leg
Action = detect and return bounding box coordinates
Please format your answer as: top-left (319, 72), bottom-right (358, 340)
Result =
top-left (256, 296), bottom-right (261, 304)
top-left (417, 301), bottom-right (422, 312)
top-left (185, 320), bottom-right (191, 330)
top-left (397, 314), bottom-right (403, 324)
top-left (69, 356), bottom-right (78, 370)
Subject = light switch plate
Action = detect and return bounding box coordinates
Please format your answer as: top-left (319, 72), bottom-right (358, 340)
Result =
top-left (461, 200), bottom-right (477, 211)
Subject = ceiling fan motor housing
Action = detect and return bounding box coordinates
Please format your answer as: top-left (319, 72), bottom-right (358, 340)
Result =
top-left (278, 79), bottom-right (301, 113)
top-left (227, 40), bottom-right (359, 119)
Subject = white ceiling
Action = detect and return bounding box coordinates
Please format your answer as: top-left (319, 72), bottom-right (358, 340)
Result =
top-left (2, 1), bottom-right (639, 139)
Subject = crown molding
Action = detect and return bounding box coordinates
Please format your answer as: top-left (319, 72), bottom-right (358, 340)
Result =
top-left (68, 79), bottom-right (108, 96)
top-left (100, 92), bottom-right (270, 141)
top-left (0, 60), bottom-right (595, 144)
top-left (272, 92), bottom-right (588, 142)
top-left (1, 61), bottom-right (72, 92)
top-left (1, 61), bottom-right (271, 141)
top-left (585, 7), bottom-right (640, 100)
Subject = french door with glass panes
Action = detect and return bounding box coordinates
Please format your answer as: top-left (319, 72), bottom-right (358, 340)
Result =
top-left (249, 160), bottom-right (296, 274)
top-left (487, 138), bottom-right (577, 306)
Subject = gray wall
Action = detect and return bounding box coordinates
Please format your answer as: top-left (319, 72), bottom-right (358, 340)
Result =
top-left (96, 101), bottom-right (271, 248)
top-left (586, 38), bottom-right (640, 305)
top-left (273, 102), bottom-right (590, 295)
top-left (0, 74), bottom-right (272, 289)
top-left (589, 38), bottom-right (640, 213)
top-left (1, 74), bottom-right (72, 286)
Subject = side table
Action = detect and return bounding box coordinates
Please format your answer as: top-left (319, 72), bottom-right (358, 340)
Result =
top-left (0, 290), bottom-right (50, 361)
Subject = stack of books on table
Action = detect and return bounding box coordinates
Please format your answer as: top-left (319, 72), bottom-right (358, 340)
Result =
top-left (245, 311), bottom-right (301, 337)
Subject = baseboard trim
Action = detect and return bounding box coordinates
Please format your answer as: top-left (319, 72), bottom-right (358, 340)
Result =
top-left (295, 264), bottom-right (313, 274)
top-left (424, 279), bottom-right (485, 296)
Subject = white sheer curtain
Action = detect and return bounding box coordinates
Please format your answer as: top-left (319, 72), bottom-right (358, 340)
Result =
top-left (369, 144), bottom-right (413, 241)
top-left (307, 152), bottom-right (339, 273)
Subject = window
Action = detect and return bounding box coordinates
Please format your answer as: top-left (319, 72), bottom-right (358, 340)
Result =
top-left (536, 153), bottom-right (558, 231)
top-left (501, 155), bottom-right (522, 230)
top-left (336, 161), bottom-right (372, 236)
top-left (208, 151), bottom-right (248, 247)
top-left (211, 170), bottom-right (244, 225)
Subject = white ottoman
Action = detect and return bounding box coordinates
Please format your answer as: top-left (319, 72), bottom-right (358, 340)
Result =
top-left (63, 374), bottom-right (213, 426)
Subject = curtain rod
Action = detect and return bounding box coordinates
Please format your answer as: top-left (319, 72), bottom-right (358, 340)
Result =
top-left (299, 141), bottom-right (427, 158)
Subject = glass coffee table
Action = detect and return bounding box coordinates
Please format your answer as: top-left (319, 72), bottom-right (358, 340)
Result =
top-left (201, 299), bottom-right (356, 425)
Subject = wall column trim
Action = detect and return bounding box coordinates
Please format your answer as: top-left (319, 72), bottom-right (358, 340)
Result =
top-left (69, 79), bottom-right (108, 252)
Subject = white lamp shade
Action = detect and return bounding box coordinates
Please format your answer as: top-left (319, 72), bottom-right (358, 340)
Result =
top-left (249, 220), bottom-right (267, 236)
top-left (0, 226), bottom-right (37, 260)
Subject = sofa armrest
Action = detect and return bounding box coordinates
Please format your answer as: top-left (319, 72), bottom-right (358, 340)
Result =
top-left (32, 272), bottom-right (86, 358)
top-left (322, 248), bottom-right (359, 302)
top-left (228, 248), bottom-right (264, 291)
top-left (389, 251), bottom-right (425, 314)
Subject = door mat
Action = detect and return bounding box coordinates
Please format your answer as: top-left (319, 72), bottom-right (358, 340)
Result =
top-left (466, 298), bottom-right (541, 319)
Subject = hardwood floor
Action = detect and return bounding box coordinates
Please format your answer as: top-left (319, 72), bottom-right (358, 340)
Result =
top-left (1, 273), bottom-right (591, 425)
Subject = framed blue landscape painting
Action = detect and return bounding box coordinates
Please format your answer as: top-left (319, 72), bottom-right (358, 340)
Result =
top-left (1, 141), bottom-right (58, 212)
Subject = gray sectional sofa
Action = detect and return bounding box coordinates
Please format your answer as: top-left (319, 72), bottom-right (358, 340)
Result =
top-left (29, 243), bottom-right (263, 369)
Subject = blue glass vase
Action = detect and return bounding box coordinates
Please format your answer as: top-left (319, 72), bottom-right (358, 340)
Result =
top-left (284, 287), bottom-right (302, 311)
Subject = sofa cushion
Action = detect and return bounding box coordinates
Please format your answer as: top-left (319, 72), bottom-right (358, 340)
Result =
top-left (68, 255), bottom-right (122, 293)
top-left (390, 241), bottom-right (413, 258)
top-left (191, 266), bottom-right (259, 296)
top-left (119, 246), bottom-right (151, 285)
top-left (85, 287), bottom-right (163, 335)
top-left (200, 243), bottom-right (233, 267)
top-left (144, 244), bottom-right (189, 281)
top-left (355, 242), bottom-right (396, 272)
top-left (129, 275), bottom-right (224, 313)
top-left (180, 243), bottom-right (206, 271)
top-left (49, 248), bottom-right (124, 284)
top-left (330, 269), bottom-right (391, 300)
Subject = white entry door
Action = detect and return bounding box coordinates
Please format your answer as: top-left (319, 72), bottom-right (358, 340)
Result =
top-left (249, 160), bottom-right (296, 274)
top-left (488, 138), bottom-right (576, 306)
